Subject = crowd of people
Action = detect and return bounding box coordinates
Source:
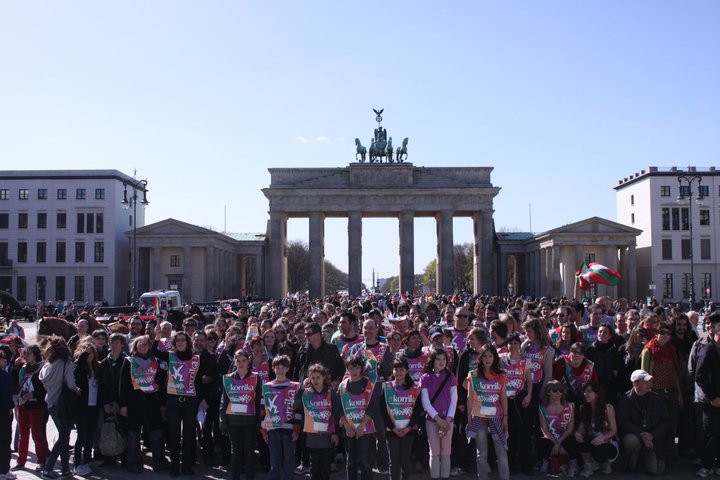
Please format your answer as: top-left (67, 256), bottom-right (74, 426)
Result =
top-left (0, 293), bottom-right (718, 480)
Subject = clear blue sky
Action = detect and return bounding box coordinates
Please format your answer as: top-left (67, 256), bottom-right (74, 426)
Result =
top-left (2, 2), bottom-right (719, 287)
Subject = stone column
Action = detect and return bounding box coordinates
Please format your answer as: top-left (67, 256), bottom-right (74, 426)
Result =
top-left (309, 212), bottom-right (326, 299)
top-left (348, 212), bottom-right (362, 298)
top-left (267, 212), bottom-right (288, 299)
top-left (436, 211), bottom-right (454, 295)
top-left (399, 211), bottom-right (415, 296)
top-left (539, 247), bottom-right (547, 295)
top-left (183, 247), bottom-right (192, 302)
top-left (254, 252), bottom-right (264, 298)
top-left (551, 245), bottom-right (561, 297)
top-left (627, 244), bottom-right (637, 301)
top-left (205, 247), bottom-right (214, 300)
top-left (605, 245), bottom-right (617, 298)
top-left (498, 251), bottom-right (508, 295)
top-left (151, 247), bottom-right (161, 290)
top-left (238, 254), bottom-right (247, 298)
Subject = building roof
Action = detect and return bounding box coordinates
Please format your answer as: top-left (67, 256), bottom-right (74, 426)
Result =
top-left (0, 169), bottom-right (138, 183)
top-left (615, 166), bottom-right (720, 190)
top-left (224, 232), bottom-right (266, 242)
top-left (496, 232), bottom-right (535, 241)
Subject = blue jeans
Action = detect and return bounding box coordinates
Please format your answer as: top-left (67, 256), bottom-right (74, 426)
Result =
top-left (45, 408), bottom-right (73, 473)
top-left (268, 429), bottom-right (294, 480)
top-left (345, 434), bottom-right (373, 480)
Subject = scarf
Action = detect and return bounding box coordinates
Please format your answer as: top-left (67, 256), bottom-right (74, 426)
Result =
top-left (644, 338), bottom-right (678, 365)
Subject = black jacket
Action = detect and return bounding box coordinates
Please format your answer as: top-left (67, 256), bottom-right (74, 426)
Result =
top-left (695, 342), bottom-right (720, 402)
top-left (616, 389), bottom-right (669, 446)
top-left (293, 340), bottom-right (344, 384)
top-left (98, 352), bottom-right (127, 409)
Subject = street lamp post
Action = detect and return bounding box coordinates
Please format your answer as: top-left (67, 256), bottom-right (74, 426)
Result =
top-left (677, 169), bottom-right (703, 308)
top-left (121, 174), bottom-right (149, 305)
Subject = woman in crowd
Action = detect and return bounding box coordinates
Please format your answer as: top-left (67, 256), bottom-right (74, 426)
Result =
top-left (262, 329), bottom-right (279, 359)
top-left (382, 358), bottom-right (423, 480)
top-left (420, 348), bottom-right (457, 480)
top-left (538, 380), bottom-right (579, 476)
top-left (552, 342), bottom-right (598, 405)
top-left (500, 332), bottom-right (533, 475)
top-left (38, 336), bottom-right (79, 479)
top-left (575, 382), bottom-right (618, 477)
top-left (220, 349), bottom-right (262, 480)
top-left (152, 331), bottom-right (207, 477)
top-left (465, 344), bottom-right (509, 480)
top-left (618, 326), bottom-right (647, 396)
top-left (294, 363), bottom-right (340, 480)
top-left (72, 341), bottom-right (100, 476)
top-left (398, 330), bottom-right (428, 384)
top-left (119, 335), bottom-right (168, 473)
top-left (339, 355), bottom-right (378, 480)
top-left (586, 324), bottom-right (621, 404)
top-left (12, 344), bottom-right (48, 472)
top-left (553, 322), bottom-right (580, 359)
top-left (641, 325), bottom-right (682, 464)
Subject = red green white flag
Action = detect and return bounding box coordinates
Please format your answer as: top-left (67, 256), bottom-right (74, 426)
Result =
top-left (576, 262), bottom-right (621, 290)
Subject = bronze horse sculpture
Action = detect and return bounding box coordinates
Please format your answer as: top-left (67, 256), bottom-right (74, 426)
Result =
top-left (395, 137), bottom-right (408, 162)
top-left (355, 138), bottom-right (367, 163)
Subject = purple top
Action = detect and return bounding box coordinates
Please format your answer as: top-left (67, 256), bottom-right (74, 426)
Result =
top-left (419, 371), bottom-right (458, 420)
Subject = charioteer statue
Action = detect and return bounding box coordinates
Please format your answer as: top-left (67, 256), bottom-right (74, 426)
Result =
top-left (355, 109), bottom-right (408, 164)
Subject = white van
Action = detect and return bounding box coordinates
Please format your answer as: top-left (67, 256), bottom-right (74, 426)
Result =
top-left (138, 290), bottom-right (183, 318)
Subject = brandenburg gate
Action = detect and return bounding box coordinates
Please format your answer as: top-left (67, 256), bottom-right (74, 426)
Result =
top-left (262, 111), bottom-right (500, 299)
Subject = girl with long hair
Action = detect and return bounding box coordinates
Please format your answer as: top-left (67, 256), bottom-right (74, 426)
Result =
top-left (294, 363), bottom-right (340, 480)
top-left (72, 341), bottom-right (100, 476)
top-left (538, 380), bottom-right (579, 476)
top-left (12, 344), bottom-right (48, 472)
top-left (382, 358), bottom-right (423, 480)
top-left (119, 335), bottom-right (169, 474)
top-left (420, 348), bottom-right (457, 480)
top-left (465, 344), bottom-right (509, 480)
top-left (575, 382), bottom-right (618, 477)
top-left (220, 349), bottom-right (263, 480)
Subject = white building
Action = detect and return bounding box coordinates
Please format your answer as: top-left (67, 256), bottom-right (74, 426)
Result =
top-left (0, 170), bottom-right (146, 305)
top-left (616, 166), bottom-right (720, 304)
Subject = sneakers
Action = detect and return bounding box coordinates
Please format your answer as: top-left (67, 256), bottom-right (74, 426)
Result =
top-left (600, 462), bottom-right (611, 475)
top-left (696, 468), bottom-right (712, 478)
top-left (567, 460), bottom-right (578, 478)
top-left (372, 467), bottom-right (389, 475)
top-left (540, 460), bottom-right (549, 474)
top-left (579, 464), bottom-right (593, 478)
top-left (450, 467), bottom-right (465, 477)
top-left (75, 464), bottom-right (92, 476)
top-left (294, 464), bottom-right (310, 475)
top-left (60, 471), bottom-right (74, 478)
top-left (42, 471), bottom-right (60, 480)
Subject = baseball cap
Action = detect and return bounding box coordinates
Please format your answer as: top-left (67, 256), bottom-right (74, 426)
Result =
top-left (428, 326), bottom-right (443, 338)
top-left (630, 369), bottom-right (653, 383)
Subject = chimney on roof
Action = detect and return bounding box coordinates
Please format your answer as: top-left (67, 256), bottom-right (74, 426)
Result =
top-left (649, 167), bottom-right (658, 173)
top-left (641, 170), bottom-right (645, 174)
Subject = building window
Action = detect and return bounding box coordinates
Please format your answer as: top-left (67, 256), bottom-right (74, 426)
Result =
top-left (37, 212), bottom-right (47, 229)
top-left (660, 185), bottom-right (670, 197)
top-left (0, 213), bottom-right (7, 229)
top-left (662, 208), bottom-right (670, 230)
top-left (75, 242), bottom-right (85, 263)
top-left (681, 239), bottom-right (692, 260)
top-left (662, 239), bottom-right (672, 260)
top-left (38, 188), bottom-right (47, 200)
top-left (129, 215), bottom-right (132, 227)
top-left (74, 276), bottom-right (84, 302)
top-left (57, 212), bottom-right (66, 229)
top-left (76, 213), bottom-right (85, 233)
top-left (682, 273), bottom-right (693, 299)
top-left (702, 273), bottom-right (712, 299)
top-left (94, 242), bottom-right (104, 263)
top-left (86, 213), bottom-right (94, 233)
top-left (18, 213), bottom-right (28, 229)
top-left (95, 188), bottom-right (105, 200)
top-left (630, 195), bottom-right (634, 206)
top-left (0, 189), bottom-right (8, 200)
top-left (56, 242), bottom-right (66, 263)
top-left (700, 209), bottom-right (710, 226)
top-left (630, 213), bottom-right (635, 224)
top-left (662, 273), bottom-right (673, 299)
top-left (699, 185), bottom-right (709, 197)
top-left (36, 276), bottom-right (46, 301)
top-left (57, 189), bottom-right (67, 200)
top-left (584, 253), bottom-right (595, 263)
top-left (701, 238), bottom-right (711, 260)
top-left (679, 185), bottom-right (691, 198)
top-left (0, 243), bottom-right (7, 265)
top-left (93, 276), bottom-right (104, 302)
top-left (56, 276), bottom-right (65, 301)
top-left (76, 189), bottom-right (86, 200)
top-left (0, 276), bottom-right (10, 294)
top-left (96, 213), bottom-right (104, 233)
top-left (19, 189), bottom-right (29, 200)
top-left (170, 255), bottom-right (180, 267)
top-left (17, 242), bottom-right (27, 263)
top-left (681, 208), bottom-right (689, 230)
top-left (16, 276), bottom-right (26, 302)
top-left (36, 242), bottom-right (46, 263)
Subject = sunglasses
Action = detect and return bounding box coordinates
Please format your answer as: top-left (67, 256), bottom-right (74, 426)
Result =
top-left (548, 388), bottom-right (563, 393)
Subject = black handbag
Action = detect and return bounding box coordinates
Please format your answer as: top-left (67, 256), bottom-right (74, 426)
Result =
top-left (56, 361), bottom-right (78, 420)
